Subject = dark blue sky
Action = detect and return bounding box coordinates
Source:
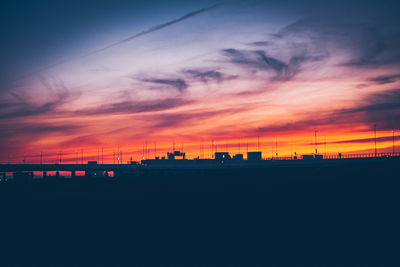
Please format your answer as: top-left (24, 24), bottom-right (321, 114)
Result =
top-left (1, 0), bottom-right (399, 83)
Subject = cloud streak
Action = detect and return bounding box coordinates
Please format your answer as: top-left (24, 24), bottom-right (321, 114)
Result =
top-left (0, 77), bottom-right (79, 119)
top-left (141, 78), bottom-right (188, 92)
top-left (76, 98), bottom-right (194, 116)
top-left (85, 3), bottom-right (221, 57)
top-left (182, 69), bottom-right (237, 83)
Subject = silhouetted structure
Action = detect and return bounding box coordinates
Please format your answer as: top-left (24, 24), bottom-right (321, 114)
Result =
top-left (233, 154), bottom-right (244, 160)
top-left (303, 154), bottom-right (323, 160)
top-left (167, 151), bottom-right (186, 160)
top-left (215, 152), bottom-right (231, 161)
top-left (247, 152), bottom-right (262, 161)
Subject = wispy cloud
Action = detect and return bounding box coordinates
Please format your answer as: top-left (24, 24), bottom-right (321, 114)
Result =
top-left (182, 69), bottom-right (237, 83)
top-left (220, 48), bottom-right (318, 81)
top-left (0, 77), bottom-right (79, 119)
top-left (339, 89), bottom-right (400, 130)
top-left (76, 98), bottom-right (194, 116)
top-left (278, 16), bottom-right (400, 68)
top-left (141, 78), bottom-right (188, 92)
top-left (370, 74), bottom-right (400, 84)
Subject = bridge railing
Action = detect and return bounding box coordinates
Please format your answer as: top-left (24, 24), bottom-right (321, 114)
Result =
top-left (262, 152), bottom-right (400, 160)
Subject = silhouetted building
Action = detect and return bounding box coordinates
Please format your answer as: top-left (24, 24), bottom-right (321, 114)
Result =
top-left (314, 154), bottom-right (323, 160)
top-left (167, 151), bottom-right (186, 160)
top-left (233, 154), bottom-right (244, 160)
top-left (247, 152), bottom-right (261, 161)
top-left (215, 152), bottom-right (231, 161)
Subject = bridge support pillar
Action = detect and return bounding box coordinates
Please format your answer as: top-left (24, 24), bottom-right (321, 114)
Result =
top-left (43, 171), bottom-right (47, 178)
top-left (56, 171), bottom-right (60, 177)
top-left (71, 171), bottom-right (76, 178)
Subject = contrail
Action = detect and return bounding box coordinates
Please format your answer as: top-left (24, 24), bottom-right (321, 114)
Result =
top-left (86, 3), bottom-right (221, 56)
top-left (3, 3), bottom-right (221, 87)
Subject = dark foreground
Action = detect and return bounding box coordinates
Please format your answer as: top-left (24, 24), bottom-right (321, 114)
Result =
top-left (1, 159), bottom-right (400, 266)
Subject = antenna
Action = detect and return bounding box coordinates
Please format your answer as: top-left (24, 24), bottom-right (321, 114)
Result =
top-left (154, 142), bottom-right (157, 158)
top-left (272, 144), bottom-right (274, 159)
top-left (238, 138), bottom-right (241, 154)
top-left (393, 130), bottom-right (395, 154)
top-left (211, 140), bottom-right (214, 158)
top-left (117, 146), bottom-right (119, 164)
top-left (314, 130), bottom-right (318, 154)
top-left (275, 137), bottom-right (278, 156)
top-left (257, 136), bottom-right (260, 152)
top-left (374, 124), bottom-right (377, 156)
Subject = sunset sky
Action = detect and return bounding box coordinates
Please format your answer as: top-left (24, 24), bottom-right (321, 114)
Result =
top-left (1, 0), bottom-right (400, 163)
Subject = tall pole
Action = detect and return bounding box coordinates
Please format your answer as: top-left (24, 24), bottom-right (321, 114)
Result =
top-left (275, 137), bottom-right (278, 156)
top-left (211, 140), bottom-right (214, 158)
top-left (374, 124), bottom-right (377, 157)
top-left (324, 136), bottom-right (327, 157)
top-left (314, 130), bottom-right (318, 154)
top-left (257, 136), bottom-right (260, 152)
top-left (393, 130), bottom-right (395, 154)
top-left (272, 144), bottom-right (274, 159)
